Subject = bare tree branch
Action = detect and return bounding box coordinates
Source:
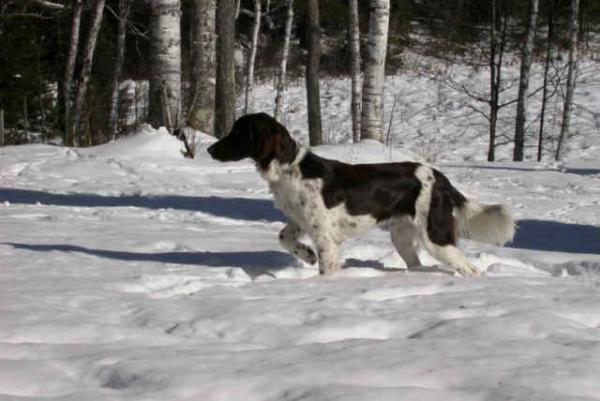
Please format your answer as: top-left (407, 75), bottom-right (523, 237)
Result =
top-left (30, 0), bottom-right (65, 10)
top-left (466, 104), bottom-right (491, 121)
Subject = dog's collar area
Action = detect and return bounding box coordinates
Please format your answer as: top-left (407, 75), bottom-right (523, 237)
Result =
top-left (290, 147), bottom-right (309, 167)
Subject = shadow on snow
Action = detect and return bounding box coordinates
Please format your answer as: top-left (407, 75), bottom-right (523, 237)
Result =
top-left (509, 219), bottom-right (600, 255)
top-left (0, 187), bottom-right (285, 222)
top-left (3, 242), bottom-right (298, 279)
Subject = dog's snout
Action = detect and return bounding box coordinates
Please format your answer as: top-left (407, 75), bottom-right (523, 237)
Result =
top-left (207, 143), bottom-right (215, 156)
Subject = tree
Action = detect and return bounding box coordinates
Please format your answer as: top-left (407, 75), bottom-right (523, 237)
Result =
top-left (487, 0), bottom-right (509, 161)
top-left (244, 0), bottom-right (261, 114)
top-left (305, 0), bottom-right (322, 146)
top-left (108, 0), bottom-right (131, 141)
top-left (349, 0), bottom-right (361, 143)
top-left (556, 0), bottom-right (580, 161)
top-left (63, 0), bottom-right (83, 146)
top-left (71, 0), bottom-right (106, 145)
top-left (148, 0), bottom-right (182, 132)
top-left (214, 0), bottom-right (236, 138)
top-left (360, 0), bottom-right (390, 143)
top-left (514, 0), bottom-right (539, 161)
top-left (537, 0), bottom-right (558, 161)
top-left (274, 0), bottom-right (294, 121)
top-left (189, 0), bottom-right (216, 133)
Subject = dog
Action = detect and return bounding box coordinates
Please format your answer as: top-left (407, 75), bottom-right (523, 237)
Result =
top-left (207, 113), bottom-right (515, 277)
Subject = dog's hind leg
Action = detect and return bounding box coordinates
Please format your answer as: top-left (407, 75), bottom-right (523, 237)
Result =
top-left (390, 216), bottom-right (421, 268)
top-left (420, 238), bottom-right (480, 277)
top-left (279, 222), bottom-right (317, 265)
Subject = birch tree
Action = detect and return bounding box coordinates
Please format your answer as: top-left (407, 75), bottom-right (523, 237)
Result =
top-left (214, 0), bottom-right (236, 138)
top-left (148, 0), bottom-right (182, 132)
top-left (360, 0), bottom-right (390, 143)
top-left (556, 0), bottom-right (580, 161)
top-left (513, 0), bottom-right (539, 161)
top-left (63, 0), bottom-right (83, 146)
top-left (349, 0), bottom-right (361, 143)
top-left (305, 0), bottom-right (322, 146)
top-left (274, 0), bottom-right (293, 121)
top-left (244, 0), bottom-right (261, 114)
top-left (71, 0), bottom-right (105, 145)
top-left (189, 0), bottom-right (216, 133)
top-left (108, 0), bottom-right (131, 141)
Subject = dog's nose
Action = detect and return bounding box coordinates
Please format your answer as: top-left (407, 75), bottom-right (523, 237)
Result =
top-left (207, 144), bottom-right (215, 156)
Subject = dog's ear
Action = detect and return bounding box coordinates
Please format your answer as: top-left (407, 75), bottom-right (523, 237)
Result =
top-left (253, 116), bottom-right (297, 169)
top-left (274, 124), bottom-right (297, 164)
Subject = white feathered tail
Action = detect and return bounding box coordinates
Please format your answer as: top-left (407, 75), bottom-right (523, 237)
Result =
top-left (456, 200), bottom-right (516, 246)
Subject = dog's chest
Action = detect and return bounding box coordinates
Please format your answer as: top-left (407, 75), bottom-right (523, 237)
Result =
top-left (269, 166), bottom-right (377, 240)
top-left (269, 168), bottom-right (323, 226)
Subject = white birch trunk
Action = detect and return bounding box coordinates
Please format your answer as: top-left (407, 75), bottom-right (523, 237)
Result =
top-left (244, 0), bottom-right (261, 114)
top-left (513, 0), bottom-right (539, 161)
top-left (63, 0), bottom-right (83, 146)
top-left (274, 0), bottom-right (293, 121)
top-left (189, 0), bottom-right (216, 133)
top-left (108, 0), bottom-right (131, 141)
top-left (360, 0), bottom-right (390, 143)
top-left (148, 0), bottom-right (182, 132)
top-left (71, 0), bottom-right (105, 145)
top-left (349, 0), bottom-right (361, 143)
top-left (556, 0), bottom-right (580, 161)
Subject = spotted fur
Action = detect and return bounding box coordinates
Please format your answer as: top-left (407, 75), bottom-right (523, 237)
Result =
top-left (208, 113), bottom-right (515, 277)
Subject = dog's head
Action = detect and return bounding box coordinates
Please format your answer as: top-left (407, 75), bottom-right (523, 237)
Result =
top-left (207, 113), bottom-right (298, 170)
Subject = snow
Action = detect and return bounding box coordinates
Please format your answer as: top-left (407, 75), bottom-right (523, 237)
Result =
top-left (2, 68), bottom-right (600, 400)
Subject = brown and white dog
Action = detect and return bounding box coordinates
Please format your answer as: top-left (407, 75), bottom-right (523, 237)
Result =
top-left (207, 113), bottom-right (515, 277)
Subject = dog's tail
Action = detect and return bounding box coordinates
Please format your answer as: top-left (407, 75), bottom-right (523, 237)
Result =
top-left (455, 199), bottom-right (515, 246)
top-left (437, 171), bottom-right (515, 246)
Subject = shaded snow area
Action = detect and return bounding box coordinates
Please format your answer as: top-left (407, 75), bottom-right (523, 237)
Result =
top-left (2, 104), bottom-right (600, 398)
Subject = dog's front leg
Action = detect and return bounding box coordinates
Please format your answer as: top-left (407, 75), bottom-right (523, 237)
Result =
top-left (314, 236), bottom-right (341, 275)
top-left (279, 222), bottom-right (317, 265)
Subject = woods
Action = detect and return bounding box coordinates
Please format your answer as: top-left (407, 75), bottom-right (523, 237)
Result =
top-left (0, 0), bottom-right (597, 161)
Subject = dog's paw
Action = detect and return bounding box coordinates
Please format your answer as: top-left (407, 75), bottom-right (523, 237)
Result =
top-left (456, 265), bottom-right (481, 278)
top-left (297, 246), bottom-right (317, 265)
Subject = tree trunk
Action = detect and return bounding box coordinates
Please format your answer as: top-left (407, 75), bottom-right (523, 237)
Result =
top-left (63, 0), bottom-right (83, 146)
top-left (274, 0), bottom-right (293, 121)
top-left (555, 0), bottom-right (580, 161)
top-left (71, 0), bottom-right (105, 145)
top-left (148, 0), bottom-right (182, 132)
top-left (244, 0), bottom-right (261, 114)
top-left (537, 0), bottom-right (557, 162)
top-left (189, 0), bottom-right (216, 133)
top-left (360, 0), bottom-right (390, 143)
top-left (108, 0), bottom-right (131, 141)
top-left (23, 95), bottom-right (29, 134)
top-left (513, 0), bottom-right (539, 161)
top-left (487, 0), bottom-right (506, 162)
top-left (0, 109), bottom-right (4, 146)
top-left (214, 0), bottom-right (236, 138)
top-left (305, 0), bottom-right (322, 146)
top-left (349, 0), bottom-right (361, 143)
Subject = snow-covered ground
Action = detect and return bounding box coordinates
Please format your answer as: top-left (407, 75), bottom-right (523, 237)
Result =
top-left (2, 69), bottom-right (600, 400)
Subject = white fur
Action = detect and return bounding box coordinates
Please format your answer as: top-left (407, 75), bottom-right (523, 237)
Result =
top-left (456, 201), bottom-right (515, 246)
top-left (262, 155), bottom-right (376, 274)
